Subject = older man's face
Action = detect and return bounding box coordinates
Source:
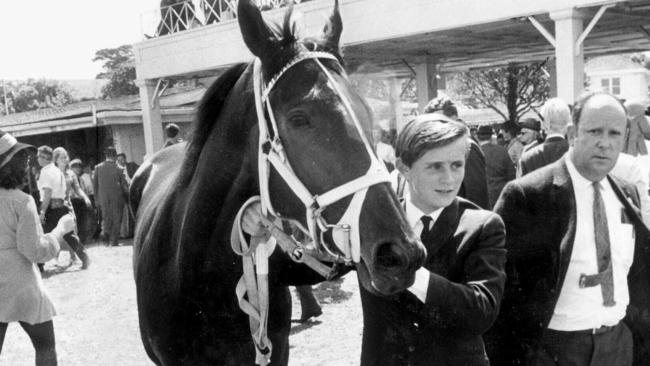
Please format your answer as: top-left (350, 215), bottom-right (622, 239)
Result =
top-left (571, 95), bottom-right (627, 182)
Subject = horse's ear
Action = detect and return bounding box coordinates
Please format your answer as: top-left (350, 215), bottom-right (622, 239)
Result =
top-left (322, 0), bottom-right (342, 51)
top-left (238, 0), bottom-right (275, 58)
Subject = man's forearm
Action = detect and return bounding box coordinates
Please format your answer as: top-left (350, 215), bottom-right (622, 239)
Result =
top-left (40, 189), bottom-right (52, 214)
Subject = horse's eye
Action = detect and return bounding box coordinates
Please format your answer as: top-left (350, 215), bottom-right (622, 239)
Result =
top-left (288, 114), bottom-right (310, 128)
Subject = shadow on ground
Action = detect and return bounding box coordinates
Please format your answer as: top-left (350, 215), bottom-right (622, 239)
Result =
top-left (313, 277), bottom-right (353, 304)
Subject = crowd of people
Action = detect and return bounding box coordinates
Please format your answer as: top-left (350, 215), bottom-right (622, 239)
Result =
top-left (358, 92), bottom-right (650, 365)
top-left (0, 131), bottom-right (141, 365)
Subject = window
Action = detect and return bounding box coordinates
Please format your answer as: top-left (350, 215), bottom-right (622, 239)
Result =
top-left (600, 77), bottom-right (621, 95)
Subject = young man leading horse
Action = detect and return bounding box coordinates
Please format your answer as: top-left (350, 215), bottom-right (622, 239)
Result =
top-left (360, 115), bottom-right (507, 366)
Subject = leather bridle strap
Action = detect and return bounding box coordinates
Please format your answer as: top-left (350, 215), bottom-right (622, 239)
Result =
top-left (254, 52), bottom-right (391, 263)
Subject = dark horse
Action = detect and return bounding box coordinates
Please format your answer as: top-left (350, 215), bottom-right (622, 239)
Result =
top-left (131, 1), bottom-right (426, 365)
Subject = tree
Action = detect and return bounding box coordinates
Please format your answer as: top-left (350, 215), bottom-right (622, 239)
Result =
top-left (0, 79), bottom-right (75, 114)
top-left (93, 45), bottom-right (138, 99)
top-left (448, 61), bottom-right (550, 131)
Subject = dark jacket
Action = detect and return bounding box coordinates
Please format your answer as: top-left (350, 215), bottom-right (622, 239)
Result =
top-left (518, 136), bottom-right (569, 177)
top-left (360, 197), bottom-right (506, 366)
top-left (93, 160), bottom-right (129, 208)
top-left (487, 156), bottom-right (650, 365)
top-left (459, 140), bottom-right (489, 209)
top-left (481, 142), bottom-right (515, 209)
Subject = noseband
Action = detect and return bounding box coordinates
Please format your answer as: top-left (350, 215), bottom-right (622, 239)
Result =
top-left (254, 51), bottom-right (391, 264)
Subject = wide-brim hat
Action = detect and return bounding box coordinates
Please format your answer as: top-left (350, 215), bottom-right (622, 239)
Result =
top-left (0, 130), bottom-right (35, 169)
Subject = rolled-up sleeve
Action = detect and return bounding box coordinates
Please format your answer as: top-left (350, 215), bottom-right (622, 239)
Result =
top-left (16, 196), bottom-right (60, 263)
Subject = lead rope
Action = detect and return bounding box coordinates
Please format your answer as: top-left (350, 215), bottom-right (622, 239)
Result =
top-left (231, 197), bottom-right (276, 366)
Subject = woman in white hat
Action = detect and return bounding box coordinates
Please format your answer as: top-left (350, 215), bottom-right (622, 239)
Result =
top-left (0, 130), bottom-right (75, 366)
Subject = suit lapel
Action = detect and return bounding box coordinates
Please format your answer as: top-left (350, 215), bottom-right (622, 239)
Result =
top-left (422, 199), bottom-right (459, 257)
top-left (552, 159), bottom-right (577, 289)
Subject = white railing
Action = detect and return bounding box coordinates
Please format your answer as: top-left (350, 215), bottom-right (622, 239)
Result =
top-left (141, 0), bottom-right (312, 39)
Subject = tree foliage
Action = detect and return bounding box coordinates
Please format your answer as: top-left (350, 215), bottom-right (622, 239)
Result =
top-left (448, 61), bottom-right (550, 131)
top-left (0, 79), bottom-right (75, 114)
top-left (93, 44), bottom-right (138, 99)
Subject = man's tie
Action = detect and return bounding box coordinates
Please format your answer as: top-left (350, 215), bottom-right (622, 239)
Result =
top-left (579, 182), bottom-right (616, 307)
top-left (420, 216), bottom-right (432, 241)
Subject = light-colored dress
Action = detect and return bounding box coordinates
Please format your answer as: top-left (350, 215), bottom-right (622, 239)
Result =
top-left (0, 189), bottom-right (60, 324)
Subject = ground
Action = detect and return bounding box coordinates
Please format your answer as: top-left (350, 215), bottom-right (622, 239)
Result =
top-left (0, 241), bottom-right (363, 365)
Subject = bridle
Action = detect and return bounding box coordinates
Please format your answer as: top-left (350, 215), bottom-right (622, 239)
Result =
top-left (231, 50), bottom-right (391, 365)
top-left (254, 50), bottom-right (391, 264)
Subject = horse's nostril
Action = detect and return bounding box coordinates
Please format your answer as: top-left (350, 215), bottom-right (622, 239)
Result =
top-left (375, 242), bottom-right (406, 269)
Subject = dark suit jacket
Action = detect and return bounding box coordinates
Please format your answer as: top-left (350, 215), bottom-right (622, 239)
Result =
top-left (360, 198), bottom-right (506, 366)
top-left (518, 136), bottom-right (569, 177)
top-left (93, 160), bottom-right (129, 208)
top-left (487, 157), bottom-right (650, 365)
top-left (481, 142), bottom-right (515, 209)
top-left (459, 140), bottom-right (489, 209)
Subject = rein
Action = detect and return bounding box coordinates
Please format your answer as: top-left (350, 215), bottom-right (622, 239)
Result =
top-left (231, 51), bottom-right (390, 365)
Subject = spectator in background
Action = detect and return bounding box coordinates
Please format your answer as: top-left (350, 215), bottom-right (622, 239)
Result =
top-left (0, 130), bottom-right (76, 366)
top-left (117, 153), bottom-right (140, 179)
top-left (424, 97), bottom-right (489, 209)
top-left (37, 146), bottom-right (90, 270)
top-left (622, 99), bottom-right (650, 157)
top-left (518, 98), bottom-right (571, 177)
top-left (70, 159), bottom-right (97, 246)
top-left (53, 148), bottom-right (92, 267)
top-left (519, 118), bottom-right (542, 154)
top-left (163, 123), bottom-right (183, 148)
top-left (116, 153), bottom-right (135, 239)
top-left (476, 126), bottom-right (515, 209)
top-left (503, 128), bottom-right (524, 165)
top-left (93, 147), bottom-right (129, 247)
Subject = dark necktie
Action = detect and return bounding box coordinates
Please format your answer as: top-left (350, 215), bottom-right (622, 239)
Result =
top-left (579, 182), bottom-right (616, 307)
top-left (420, 216), bottom-right (432, 241)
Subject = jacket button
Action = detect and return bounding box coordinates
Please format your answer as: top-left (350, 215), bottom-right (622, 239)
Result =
top-left (413, 322), bottom-right (419, 328)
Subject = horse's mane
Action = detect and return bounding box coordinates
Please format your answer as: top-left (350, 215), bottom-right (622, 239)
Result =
top-left (177, 62), bottom-right (248, 185)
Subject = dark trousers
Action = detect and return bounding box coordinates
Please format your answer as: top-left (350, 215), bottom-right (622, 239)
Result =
top-left (532, 322), bottom-right (633, 366)
top-left (44, 206), bottom-right (88, 262)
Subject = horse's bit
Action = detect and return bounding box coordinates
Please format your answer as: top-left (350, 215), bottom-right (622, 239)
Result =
top-left (232, 50), bottom-right (391, 365)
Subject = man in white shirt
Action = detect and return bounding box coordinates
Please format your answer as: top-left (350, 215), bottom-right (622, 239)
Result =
top-left (359, 115), bottom-right (506, 366)
top-left (488, 92), bottom-right (650, 365)
top-left (36, 146), bottom-right (90, 269)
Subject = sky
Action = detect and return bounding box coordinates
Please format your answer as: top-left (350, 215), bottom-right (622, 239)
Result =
top-left (0, 0), bottom-right (161, 80)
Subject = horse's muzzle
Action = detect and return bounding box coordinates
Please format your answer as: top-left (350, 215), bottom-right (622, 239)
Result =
top-left (371, 238), bottom-right (427, 292)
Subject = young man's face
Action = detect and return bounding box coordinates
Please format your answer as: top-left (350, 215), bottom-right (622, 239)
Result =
top-left (117, 156), bottom-right (126, 165)
top-left (518, 128), bottom-right (537, 144)
top-left (399, 137), bottom-right (467, 213)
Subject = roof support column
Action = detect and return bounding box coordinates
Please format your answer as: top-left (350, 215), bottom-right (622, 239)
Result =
top-left (415, 58), bottom-right (438, 113)
top-left (550, 9), bottom-right (585, 104)
top-left (137, 79), bottom-right (164, 157)
top-left (388, 77), bottom-right (403, 131)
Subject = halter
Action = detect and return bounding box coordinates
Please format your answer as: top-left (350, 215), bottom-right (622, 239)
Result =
top-left (254, 51), bottom-right (391, 264)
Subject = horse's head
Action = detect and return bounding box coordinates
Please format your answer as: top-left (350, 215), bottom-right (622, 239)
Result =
top-left (237, 0), bottom-right (426, 295)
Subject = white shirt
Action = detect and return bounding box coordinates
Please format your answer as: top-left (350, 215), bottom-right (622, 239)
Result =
top-left (404, 198), bottom-right (444, 302)
top-left (376, 142), bottom-right (396, 166)
top-left (37, 163), bottom-right (67, 200)
top-left (548, 155), bottom-right (635, 331)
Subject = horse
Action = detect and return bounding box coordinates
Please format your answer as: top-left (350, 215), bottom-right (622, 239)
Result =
top-left (131, 0), bottom-right (426, 364)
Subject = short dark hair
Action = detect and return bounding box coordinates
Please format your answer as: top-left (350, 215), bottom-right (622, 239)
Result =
top-left (423, 97), bottom-right (458, 118)
top-left (395, 114), bottom-right (469, 167)
top-left (104, 146), bottom-right (117, 159)
top-left (0, 149), bottom-right (29, 189)
top-left (117, 153), bottom-right (126, 159)
top-left (572, 91), bottom-right (626, 128)
top-left (165, 123), bottom-right (180, 138)
top-left (37, 145), bottom-right (53, 161)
